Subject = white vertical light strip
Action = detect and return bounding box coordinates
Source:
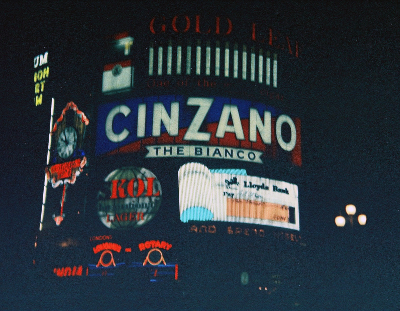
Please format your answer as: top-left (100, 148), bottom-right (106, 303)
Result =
top-left (273, 53), bottom-right (278, 88)
top-left (215, 41), bottom-right (220, 76)
top-left (167, 41), bottom-right (172, 75)
top-left (242, 45), bottom-right (247, 80)
top-left (177, 44), bottom-right (182, 75)
top-left (149, 43), bottom-right (154, 76)
top-left (206, 41), bottom-right (211, 75)
top-left (233, 43), bottom-right (238, 78)
top-left (250, 47), bottom-right (255, 82)
top-left (196, 40), bottom-right (201, 75)
top-left (266, 51), bottom-right (271, 86)
top-left (186, 43), bottom-right (191, 75)
top-left (224, 42), bottom-right (230, 77)
top-left (40, 97), bottom-right (55, 231)
top-left (258, 49), bottom-right (263, 83)
top-left (157, 46), bottom-right (163, 76)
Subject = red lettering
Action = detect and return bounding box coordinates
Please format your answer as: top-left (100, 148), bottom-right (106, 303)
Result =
top-left (111, 179), bottom-right (150, 198)
top-left (269, 28), bottom-right (273, 46)
top-left (215, 16), bottom-right (232, 35)
top-left (54, 267), bottom-right (64, 277)
top-left (150, 15), bottom-right (232, 36)
top-left (127, 179), bottom-right (134, 197)
top-left (64, 267), bottom-right (72, 276)
top-left (76, 266), bottom-right (83, 276)
top-left (172, 15), bottom-right (190, 33)
top-left (150, 16), bottom-right (166, 34)
top-left (195, 15), bottom-right (211, 34)
top-left (146, 177), bottom-right (160, 196)
top-left (137, 178), bottom-right (145, 196)
top-left (54, 266), bottom-right (84, 277)
top-left (138, 240), bottom-right (173, 251)
top-left (251, 23), bottom-right (256, 41)
top-left (251, 24), bottom-right (299, 58)
top-left (110, 179), bottom-right (127, 199)
top-left (93, 242), bottom-right (122, 254)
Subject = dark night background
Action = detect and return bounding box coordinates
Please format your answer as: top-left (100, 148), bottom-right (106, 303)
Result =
top-left (0, 1), bottom-right (399, 310)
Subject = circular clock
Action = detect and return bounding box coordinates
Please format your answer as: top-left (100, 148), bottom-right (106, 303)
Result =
top-left (57, 126), bottom-right (77, 159)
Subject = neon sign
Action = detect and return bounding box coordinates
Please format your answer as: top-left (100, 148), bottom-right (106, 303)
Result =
top-left (45, 102), bottom-right (89, 226)
top-left (93, 242), bottom-right (122, 254)
top-left (136, 240), bottom-right (178, 281)
top-left (84, 240), bottom-right (178, 281)
top-left (92, 242), bottom-right (122, 268)
top-left (53, 265), bottom-right (85, 277)
top-left (33, 51), bottom-right (49, 106)
top-left (138, 240), bottom-right (172, 251)
top-left (147, 15), bottom-right (299, 58)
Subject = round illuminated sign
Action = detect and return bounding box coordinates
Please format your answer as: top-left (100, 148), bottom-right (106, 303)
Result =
top-left (97, 166), bottom-right (162, 229)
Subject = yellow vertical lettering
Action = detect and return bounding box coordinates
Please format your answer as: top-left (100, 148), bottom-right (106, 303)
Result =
top-left (35, 94), bottom-right (43, 106)
top-left (34, 70), bottom-right (43, 82)
top-left (40, 81), bottom-right (45, 92)
top-left (35, 83), bottom-right (40, 93)
top-left (42, 66), bottom-right (49, 79)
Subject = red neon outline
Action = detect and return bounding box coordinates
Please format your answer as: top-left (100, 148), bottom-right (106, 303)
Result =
top-left (96, 250), bottom-right (116, 268)
top-left (51, 102), bottom-right (89, 135)
top-left (142, 248), bottom-right (166, 266)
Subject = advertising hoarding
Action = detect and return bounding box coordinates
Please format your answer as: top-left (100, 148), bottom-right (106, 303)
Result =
top-left (35, 9), bottom-right (305, 293)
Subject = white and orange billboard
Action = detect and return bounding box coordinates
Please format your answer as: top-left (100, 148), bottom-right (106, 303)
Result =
top-left (178, 162), bottom-right (299, 230)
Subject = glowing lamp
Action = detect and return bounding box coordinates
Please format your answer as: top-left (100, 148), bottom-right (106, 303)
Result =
top-left (345, 204), bottom-right (356, 216)
top-left (335, 215), bottom-right (346, 227)
top-left (358, 214), bottom-right (367, 225)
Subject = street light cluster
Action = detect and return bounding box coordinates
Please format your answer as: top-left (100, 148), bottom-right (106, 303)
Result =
top-left (335, 204), bottom-right (367, 227)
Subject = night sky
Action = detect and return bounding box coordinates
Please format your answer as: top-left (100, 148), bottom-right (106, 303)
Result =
top-left (1, 1), bottom-right (399, 310)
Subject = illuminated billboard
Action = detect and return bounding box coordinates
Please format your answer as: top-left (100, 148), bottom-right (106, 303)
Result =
top-left (96, 96), bottom-right (301, 166)
top-left (97, 166), bottom-right (162, 229)
top-left (178, 162), bottom-right (299, 230)
top-left (35, 8), bottom-right (305, 294)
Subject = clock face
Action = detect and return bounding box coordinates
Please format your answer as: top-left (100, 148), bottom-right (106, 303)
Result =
top-left (57, 126), bottom-right (77, 159)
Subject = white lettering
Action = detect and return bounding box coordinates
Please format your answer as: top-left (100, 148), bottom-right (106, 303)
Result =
top-left (137, 103), bottom-right (146, 138)
top-left (183, 97), bottom-right (212, 141)
top-left (102, 97), bottom-right (298, 156)
top-left (216, 105), bottom-right (244, 140)
top-left (105, 105), bottom-right (131, 143)
top-left (249, 108), bottom-right (271, 144)
top-left (34, 52), bottom-right (49, 68)
top-left (152, 102), bottom-right (179, 137)
top-left (276, 115), bottom-right (296, 151)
